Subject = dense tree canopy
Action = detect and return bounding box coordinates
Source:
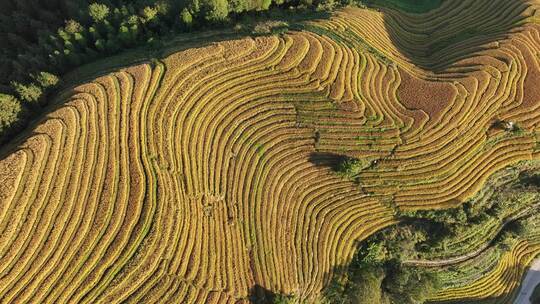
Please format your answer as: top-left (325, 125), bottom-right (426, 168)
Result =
top-left (0, 94), bottom-right (24, 141)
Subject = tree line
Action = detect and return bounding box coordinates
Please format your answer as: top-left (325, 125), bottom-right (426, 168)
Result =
top-left (0, 0), bottom-right (349, 143)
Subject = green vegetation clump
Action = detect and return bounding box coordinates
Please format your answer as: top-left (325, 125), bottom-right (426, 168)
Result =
top-left (322, 225), bottom-right (441, 304)
top-left (322, 161), bottom-right (540, 303)
top-left (272, 294), bottom-right (297, 303)
top-left (180, 8), bottom-right (194, 27)
top-left (10, 82), bottom-right (43, 104)
top-left (34, 72), bottom-right (60, 89)
top-left (0, 94), bottom-right (24, 141)
top-left (88, 3), bottom-right (110, 23)
top-left (336, 157), bottom-right (373, 179)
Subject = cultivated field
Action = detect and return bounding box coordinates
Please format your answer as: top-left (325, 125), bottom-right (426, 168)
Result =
top-left (1, 0), bottom-right (540, 302)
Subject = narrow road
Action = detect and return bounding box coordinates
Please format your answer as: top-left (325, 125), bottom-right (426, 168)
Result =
top-left (514, 258), bottom-right (540, 304)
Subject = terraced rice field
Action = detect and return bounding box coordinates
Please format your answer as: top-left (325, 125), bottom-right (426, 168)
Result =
top-left (1, 0), bottom-right (540, 302)
top-left (431, 237), bottom-right (540, 303)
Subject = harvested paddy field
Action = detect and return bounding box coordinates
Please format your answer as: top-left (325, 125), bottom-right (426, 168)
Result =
top-left (1, 0), bottom-right (540, 303)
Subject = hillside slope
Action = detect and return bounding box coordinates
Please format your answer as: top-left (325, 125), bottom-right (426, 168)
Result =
top-left (1, 0), bottom-right (540, 302)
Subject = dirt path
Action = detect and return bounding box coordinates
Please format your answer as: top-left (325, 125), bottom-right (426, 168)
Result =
top-left (514, 258), bottom-right (540, 304)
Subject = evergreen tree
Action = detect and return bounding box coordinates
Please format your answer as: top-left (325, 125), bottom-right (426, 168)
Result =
top-left (203, 0), bottom-right (229, 22)
top-left (11, 82), bottom-right (42, 104)
top-left (180, 8), bottom-right (193, 27)
top-left (261, 0), bottom-right (272, 10)
top-left (33, 72), bottom-right (59, 89)
top-left (89, 3), bottom-right (110, 23)
top-left (229, 0), bottom-right (249, 13)
top-left (0, 94), bottom-right (23, 135)
top-left (95, 38), bottom-right (107, 52)
top-left (89, 26), bottom-right (102, 41)
top-left (142, 6), bottom-right (159, 23)
top-left (64, 20), bottom-right (83, 34)
top-left (73, 32), bottom-right (88, 49)
top-left (188, 0), bottom-right (202, 15)
top-left (118, 25), bottom-right (133, 46)
top-left (105, 37), bottom-right (121, 53)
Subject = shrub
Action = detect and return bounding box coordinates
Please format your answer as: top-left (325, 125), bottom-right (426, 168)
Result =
top-left (383, 264), bottom-right (440, 304)
top-left (352, 266), bottom-right (388, 304)
top-left (0, 94), bottom-right (24, 139)
top-left (272, 294), bottom-right (296, 303)
top-left (336, 157), bottom-right (372, 179)
top-left (204, 0), bottom-right (229, 22)
top-left (155, 0), bottom-right (171, 15)
top-left (142, 6), bottom-right (159, 23)
top-left (34, 72), bottom-right (60, 89)
top-left (65, 20), bottom-right (84, 34)
top-left (11, 82), bottom-right (43, 104)
top-left (180, 9), bottom-right (194, 27)
top-left (252, 20), bottom-right (289, 35)
top-left (358, 242), bottom-right (388, 266)
top-left (321, 274), bottom-right (350, 304)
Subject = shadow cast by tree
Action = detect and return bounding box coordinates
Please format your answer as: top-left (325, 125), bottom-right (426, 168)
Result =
top-left (248, 284), bottom-right (280, 303)
top-left (308, 152), bottom-right (350, 172)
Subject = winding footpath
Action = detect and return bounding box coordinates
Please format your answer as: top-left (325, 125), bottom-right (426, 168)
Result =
top-left (514, 258), bottom-right (540, 304)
